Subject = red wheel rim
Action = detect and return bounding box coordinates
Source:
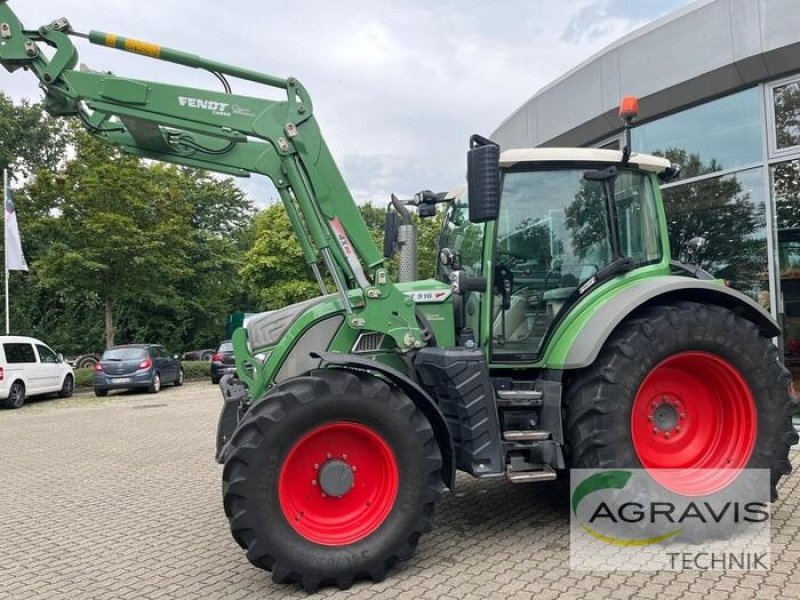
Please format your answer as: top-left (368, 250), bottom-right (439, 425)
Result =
top-left (631, 351), bottom-right (757, 495)
top-left (278, 422), bottom-right (399, 545)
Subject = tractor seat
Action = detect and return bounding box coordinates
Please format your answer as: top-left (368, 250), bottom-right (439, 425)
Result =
top-left (542, 287), bottom-right (575, 318)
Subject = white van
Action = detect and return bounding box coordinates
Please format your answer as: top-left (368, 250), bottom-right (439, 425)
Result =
top-left (0, 335), bottom-right (75, 409)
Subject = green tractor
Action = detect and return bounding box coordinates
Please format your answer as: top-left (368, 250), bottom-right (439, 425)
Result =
top-left (1, 3), bottom-right (796, 591)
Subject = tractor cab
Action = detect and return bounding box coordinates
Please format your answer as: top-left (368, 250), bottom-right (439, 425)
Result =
top-left (440, 147), bottom-right (673, 362)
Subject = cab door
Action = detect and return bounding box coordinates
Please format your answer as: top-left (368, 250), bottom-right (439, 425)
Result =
top-left (488, 167), bottom-right (663, 364)
top-left (438, 192), bottom-right (486, 341)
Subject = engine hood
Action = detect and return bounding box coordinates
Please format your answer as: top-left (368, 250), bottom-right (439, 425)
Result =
top-left (244, 295), bottom-right (332, 352)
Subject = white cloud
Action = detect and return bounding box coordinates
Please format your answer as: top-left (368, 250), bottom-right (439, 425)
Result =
top-left (0, 1), bottom-right (691, 206)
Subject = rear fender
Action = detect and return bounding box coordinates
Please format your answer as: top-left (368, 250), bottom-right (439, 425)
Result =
top-left (554, 276), bottom-right (780, 370)
top-left (312, 351), bottom-right (456, 489)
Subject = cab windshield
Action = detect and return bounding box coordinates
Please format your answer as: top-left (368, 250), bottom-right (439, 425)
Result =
top-left (492, 167), bottom-right (662, 360)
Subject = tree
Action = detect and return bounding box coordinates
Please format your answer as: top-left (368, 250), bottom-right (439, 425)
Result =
top-left (241, 201), bottom-right (444, 310)
top-left (0, 93), bottom-right (71, 178)
top-left (27, 132), bottom-right (195, 348)
top-left (240, 203), bottom-right (321, 310)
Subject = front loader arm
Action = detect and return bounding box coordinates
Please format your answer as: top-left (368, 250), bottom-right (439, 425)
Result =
top-left (0, 2), bottom-right (426, 391)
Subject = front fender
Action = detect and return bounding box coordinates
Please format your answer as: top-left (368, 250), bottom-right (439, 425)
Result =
top-left (551, 276), bottom-right (779, 370)
top-left (312, 351), bottom-right (456, 489)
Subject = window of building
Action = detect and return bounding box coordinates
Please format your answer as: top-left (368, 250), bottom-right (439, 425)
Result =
top-left (772, 159), bottom-right (800, 360)
top-left (596, 137), bottom-right (621, 151)
top-left (632, 87), bottom-right (763, 179)
top-left (662, 167), bottom-right (768, 302)
top-left (770, 77), bottom-right (800, 154)
top-left (4, 343), bottom-right (37, 364)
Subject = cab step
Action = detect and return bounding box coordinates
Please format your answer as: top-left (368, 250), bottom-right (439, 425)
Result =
top-left (495, 388), bottom-right (543, 407)
top-left (507, 465), bottom-right (557, 483)
top-left (503, 430), bottom-right (551, 442)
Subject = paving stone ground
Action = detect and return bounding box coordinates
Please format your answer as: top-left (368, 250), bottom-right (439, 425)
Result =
top-left (1, 382), bottom-right (798, 600)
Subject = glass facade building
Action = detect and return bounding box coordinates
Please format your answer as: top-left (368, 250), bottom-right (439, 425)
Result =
top-left (598, 81), bottom-right (800, 367)
top-left (492, 0), bottom-right (800, 371)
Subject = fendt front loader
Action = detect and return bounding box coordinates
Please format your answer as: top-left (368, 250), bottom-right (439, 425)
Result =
top-left (2, 3), bottom-right (797, 591)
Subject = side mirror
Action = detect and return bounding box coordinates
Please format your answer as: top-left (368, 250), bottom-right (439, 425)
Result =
top-left (680, 234), bottom-right (709, 266)
top-left (57, 353), bottom-right (64, 363)
top-left (658, 162), bottom-right (682, 184)
top-left (467, 135), bottom-right (500, 223)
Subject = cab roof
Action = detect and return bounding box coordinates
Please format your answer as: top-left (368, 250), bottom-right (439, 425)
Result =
top-left (499, 148), bottom-right (671, 173)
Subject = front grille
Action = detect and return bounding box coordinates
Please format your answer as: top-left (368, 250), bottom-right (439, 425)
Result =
top-left (352, 332), bottom-right (386, 354)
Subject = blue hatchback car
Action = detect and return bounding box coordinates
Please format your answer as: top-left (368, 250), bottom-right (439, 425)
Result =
top-left (94, 344), bottom-right (183, 396)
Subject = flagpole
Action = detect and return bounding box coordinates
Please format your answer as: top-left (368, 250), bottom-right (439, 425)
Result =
top-left (3, 167), bottom-right (8, 335)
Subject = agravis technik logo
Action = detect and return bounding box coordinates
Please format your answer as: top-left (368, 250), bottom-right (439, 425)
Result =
top-left (572, 470), bottom-right (683, 546)
top-left (570, 469), bottom-right (771, 570)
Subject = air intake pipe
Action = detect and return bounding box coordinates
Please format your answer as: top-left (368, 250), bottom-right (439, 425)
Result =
top-left (390, 194), bottom-right (417, 282)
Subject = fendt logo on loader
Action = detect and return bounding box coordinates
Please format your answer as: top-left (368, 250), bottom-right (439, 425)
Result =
top-left (177, 96), bottom-right (231, 116)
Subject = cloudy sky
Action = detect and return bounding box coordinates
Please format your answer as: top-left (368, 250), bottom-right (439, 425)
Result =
top-left (1, 0), bottom-right (692, 205)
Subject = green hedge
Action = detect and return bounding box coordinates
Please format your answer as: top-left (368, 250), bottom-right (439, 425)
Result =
top-left (183, 360), bottom-right (211, 378)
top-left (73, 360), bottom-right (212, 388)
top-left (74, 367), bottom-right (94, 387)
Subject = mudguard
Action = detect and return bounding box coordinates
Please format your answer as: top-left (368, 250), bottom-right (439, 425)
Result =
top-left (312, 351), bottom-right (456, 489)
top-left (561, 276), bottom-right (780, 369)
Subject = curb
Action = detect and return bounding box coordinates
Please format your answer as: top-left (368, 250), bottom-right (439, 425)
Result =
top-left (74, 377), bottom-right (211, 395)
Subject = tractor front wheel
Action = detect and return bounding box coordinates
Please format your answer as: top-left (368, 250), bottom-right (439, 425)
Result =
top-left (222, 369), bottom-right (444, 592)
top-left (566, 301), bottom-right (798, 500)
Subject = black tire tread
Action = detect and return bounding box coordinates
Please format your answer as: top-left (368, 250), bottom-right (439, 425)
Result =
top-left (565, 301), bottom-right (796, 501)
top-left (222, 369), bottom-right (444, 592)
top-left (1, 380), bottom-right (25, 409)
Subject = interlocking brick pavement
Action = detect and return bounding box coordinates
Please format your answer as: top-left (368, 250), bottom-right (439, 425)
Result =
top-left (0, 383), bottom-right (798, 599)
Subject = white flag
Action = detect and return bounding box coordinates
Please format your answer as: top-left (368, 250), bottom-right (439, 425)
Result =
top-left (4, 183), bottom-right (28, 272)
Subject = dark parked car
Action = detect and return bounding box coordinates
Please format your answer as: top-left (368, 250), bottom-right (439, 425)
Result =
top-left (211, 340), bottom-right (235, 384)
top-left (94, 344), bottom-right (184, 397)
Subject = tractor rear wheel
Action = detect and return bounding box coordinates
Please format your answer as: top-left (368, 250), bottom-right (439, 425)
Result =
top-left (566, 301), bottom-right (798, 500)
top-left (222, 369), bottom-right (444, 592)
